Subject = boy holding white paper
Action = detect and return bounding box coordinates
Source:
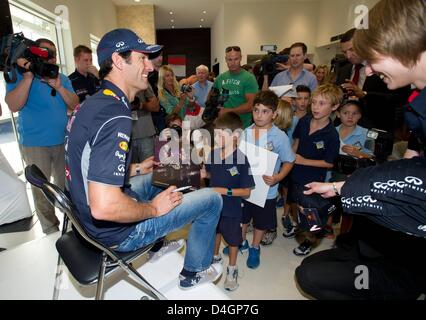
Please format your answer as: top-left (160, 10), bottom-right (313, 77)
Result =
top-left (240, 90), bottom-right (295, 269)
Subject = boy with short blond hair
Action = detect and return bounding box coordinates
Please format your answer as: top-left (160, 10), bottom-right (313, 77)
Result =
top-left (288, 83), bottom-right (341, 255)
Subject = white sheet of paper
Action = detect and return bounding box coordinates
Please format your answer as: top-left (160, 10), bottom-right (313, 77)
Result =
top-left (238, 140), bottom-right (278, 208)
top-left (269, 85), bottom-right (293, 98)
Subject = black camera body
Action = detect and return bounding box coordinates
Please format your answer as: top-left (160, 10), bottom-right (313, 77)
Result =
top-left (202, 87), bottom-right (230, 123)
top-left (1, 32), bottom-right (59, 83)
top-left (261, 52), bottom-right (288, 76)
top-left (334, 155), bottom-right (376, 175)
top-left (180, 84), bottom-right (192, 94)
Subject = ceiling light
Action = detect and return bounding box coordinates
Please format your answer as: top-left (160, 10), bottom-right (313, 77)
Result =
top-left (134, 0), bottom-right (140, 2)
top-left (171, 26), bottom-right (175, 29)
top-left (200, 18), bottom-right (204, 22)
top-left (169, 11), bottom-right (173, 15)
top-left (199, 25), bottom-right (203, 28)
top-left (170, 19), bottom-right (174, 22)
top-left (202, 10), bottom-right (207, 14)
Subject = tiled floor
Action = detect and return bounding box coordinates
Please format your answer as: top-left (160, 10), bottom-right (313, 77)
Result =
top-left (0, 200), bottom-right (334, 299)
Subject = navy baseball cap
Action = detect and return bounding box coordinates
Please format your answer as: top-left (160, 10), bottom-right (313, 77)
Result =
top-left (97, 28), bottom-right (163, 65)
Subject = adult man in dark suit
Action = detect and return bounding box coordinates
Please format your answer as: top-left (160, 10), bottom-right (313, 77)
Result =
top-left (336, 28), bottom-right (410, 133)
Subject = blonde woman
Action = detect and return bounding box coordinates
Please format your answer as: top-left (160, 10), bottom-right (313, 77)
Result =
top-left (158, 65), bottom-right (195, 120)
top-left (314, 64), bottom-right (329, 86)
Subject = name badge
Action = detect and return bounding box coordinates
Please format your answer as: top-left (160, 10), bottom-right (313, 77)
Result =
top-left (228, 166), bottom-right (239, 176)
top-left (265, 142), bottom-right (274, 151)
top-left (315, 141), bottom-right (325, 150)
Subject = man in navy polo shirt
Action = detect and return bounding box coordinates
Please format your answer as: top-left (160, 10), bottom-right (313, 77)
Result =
top-left (68, 45), bottom-right (101, 103)
top-left (65, 28), bottom-right (223, 290)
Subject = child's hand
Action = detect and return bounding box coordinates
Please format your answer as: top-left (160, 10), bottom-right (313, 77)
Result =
top-left (200, 165), bottom-right (208, 179)
top-left (295, 154), bottom-right (306, 165)
top-left (342, 145), bottom-right (361, 157)
top-left (262, 174), bottom-right (278, 186)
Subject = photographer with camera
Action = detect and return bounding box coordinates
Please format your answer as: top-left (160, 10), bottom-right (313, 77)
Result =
top-left (212, 46), bottom-right (258, 128)
top-left (5, 38), bottom-right (78, 235)
top-left (158, 65), bottom-right (197, 121)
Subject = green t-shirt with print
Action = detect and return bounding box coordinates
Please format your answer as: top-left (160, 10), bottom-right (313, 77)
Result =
top-left (213, 69), bottom-right (258, 128)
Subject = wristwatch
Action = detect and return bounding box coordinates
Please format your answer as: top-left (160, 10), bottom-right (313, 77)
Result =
top-left (227, 188), bottom-right (233, 197)
top-left (332, 182), bottom-right (339, 196)
top-left (135, 164), bottom-right (141, 175)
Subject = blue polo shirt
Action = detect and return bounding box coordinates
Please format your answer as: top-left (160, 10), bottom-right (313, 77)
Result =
top-left (205, 148), bottom-right (254, 218)
top-left (242, 124), bottom-right (295, 199)
top-left (192, 80), bottom-right (213, 108)
top-left (6, 72), bottom-right (75, 147)
top-left (65, 80), bottom-right (136, 247)
top-left (336, 124), bottom-right (373, 155)
top-left (271, 69), bottom-right (318, 92)
top-left (291, 115), bottom-right (339, 185)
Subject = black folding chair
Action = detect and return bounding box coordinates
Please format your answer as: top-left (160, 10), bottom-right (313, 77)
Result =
top-left (25, 164), bottom-right (166, 300)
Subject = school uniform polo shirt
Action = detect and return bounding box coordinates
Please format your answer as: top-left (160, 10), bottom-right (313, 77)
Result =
top-left (65, 80), bottom-right (136, 247)
top-left (242, 124), bottom-right (295, 199)
top-left (291, 115), bottom-right (340, 185)
top-left (68, 69), bottom-right (101, 103)
top-left (336, 124), bottom-right (373, 155)
top-left (205, 149), bottom-right (254, 218)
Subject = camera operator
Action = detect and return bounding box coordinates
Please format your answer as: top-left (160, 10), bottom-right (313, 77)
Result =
top-left (213, 46), bottom-right (258, 128)
top-left (268, 43), bottom-right (318, 104)
top-left (5, 38), bottom-right (78, 235)
top-left (295, 0), bottom-right (426, 300)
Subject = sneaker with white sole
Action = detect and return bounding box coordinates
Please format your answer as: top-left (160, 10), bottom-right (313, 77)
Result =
top-left (282, 226), bottom-right (296, 238)
top-left (148, 239), bottom-right (185, 263)
top-left (178, 263), bottom-right (223, 290)
top-left (212, 253), bottom-right (223, 264)
top-left (224, 266), bottom-right (239, 291)
top-left (293, 240), bottom-right (313, 256)
top-left (260, 229), bottom-right (277, 246)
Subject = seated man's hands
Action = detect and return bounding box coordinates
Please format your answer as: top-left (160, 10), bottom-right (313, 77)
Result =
top-left (151, 186), bottom-right (183, 217)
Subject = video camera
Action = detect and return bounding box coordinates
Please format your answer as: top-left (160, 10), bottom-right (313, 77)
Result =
top-left (202, 87), bottom-right (230, 124)
top-left (0, 32), bottom-right (59, 83)
top-left (261, 52), bottom-right (288, 76)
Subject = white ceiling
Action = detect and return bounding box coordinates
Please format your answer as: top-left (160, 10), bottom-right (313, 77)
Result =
top-left (112, 0), bottom-right (320, 29)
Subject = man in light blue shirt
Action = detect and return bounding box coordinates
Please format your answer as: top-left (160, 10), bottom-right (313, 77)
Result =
top-left (192, 64), bottom-right (213, 108)
top-left (270, 42), bottom-right (318, 93)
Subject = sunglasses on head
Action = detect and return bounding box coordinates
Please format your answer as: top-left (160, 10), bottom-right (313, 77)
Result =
top-left (225, 46), bottom-right (241, 53)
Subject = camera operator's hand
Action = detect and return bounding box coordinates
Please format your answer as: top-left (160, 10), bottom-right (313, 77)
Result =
top-left (16, 58), bottom-right (34, 80)
top-left (151, 186), bottom-right (183, 217)
top-left (276, 62), bottom-right (289, 71)
top-left (341, 79), bottom-right (366, 98)
top-left (342, 145), bottom-right (361, 157)
top-left (218, 107), bottom-right (229, 118)
top-left (140, 156), bottom-right (156, 174)
top-left (45, 76), bottom-right (62, 90)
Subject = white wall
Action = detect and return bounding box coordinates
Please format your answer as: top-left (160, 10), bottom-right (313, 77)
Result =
top-left (20, 0), bottom-right (117, 73)
top-left (213, 1), bottom-right (320, 74)
top-left (211, 4), bottom-right (225, 74)
top-left (316, 0), bottom-right (379, 47)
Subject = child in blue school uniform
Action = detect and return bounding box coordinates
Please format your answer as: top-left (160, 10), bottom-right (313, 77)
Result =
top-left (203, 112), bottom-right (255, 291)
top-left (240, 90), bottom-right (295, 269)
top-left (287, 83), bottom-right (341, 256)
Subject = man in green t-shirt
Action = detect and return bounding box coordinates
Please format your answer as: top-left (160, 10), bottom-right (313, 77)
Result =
top-left (214, 46), bottom-right (259, 128)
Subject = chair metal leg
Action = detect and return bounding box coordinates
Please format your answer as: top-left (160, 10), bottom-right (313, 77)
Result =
top-left (95, 253), bottom-right (108, 300)
top-left (121, 262), bottom-right (168, 300)
top-left (52, 255), bottom-right (64, 300)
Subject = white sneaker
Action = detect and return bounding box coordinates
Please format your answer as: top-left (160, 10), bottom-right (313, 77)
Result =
top-left (224, 266), bottom-right (239, 291)
top-left (179, 263), bottom-right (223, 290)
top-left (148, 239), bottom-right (185, 263)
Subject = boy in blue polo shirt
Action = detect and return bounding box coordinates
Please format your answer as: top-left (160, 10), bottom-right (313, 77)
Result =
top-left (288, 83), bottom-right (341, 255)
top-left (241, 90), bottom-right (295, 269)
top-left (203, 112), bottom-right (255, 291)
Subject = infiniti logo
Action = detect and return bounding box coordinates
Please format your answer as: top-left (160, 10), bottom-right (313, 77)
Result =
top-left (405, 176), bottom-right (423, 186)
top-left (116, 41), bottom-right (125, 48)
